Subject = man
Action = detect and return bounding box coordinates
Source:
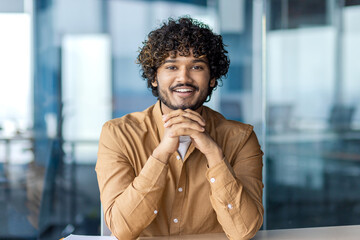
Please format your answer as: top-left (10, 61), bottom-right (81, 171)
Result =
top-left (96, 17), bottom-right (263, 240)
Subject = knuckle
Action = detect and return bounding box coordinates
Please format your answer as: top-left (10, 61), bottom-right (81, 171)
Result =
top-left (176, 109), bottom-right (185, 114)
top-left (181, 116), bottom-right (188, 121)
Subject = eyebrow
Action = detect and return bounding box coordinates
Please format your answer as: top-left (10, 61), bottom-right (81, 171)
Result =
top-left (193, 59), bottom-right (208, 64)
top-left (164, 59), bottom-right (177, 63)
top-left (163, 59), bottom-right (208, 64)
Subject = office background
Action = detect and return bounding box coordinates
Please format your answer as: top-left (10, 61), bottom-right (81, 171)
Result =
top-left (1, 0), bottom-right (360, 239)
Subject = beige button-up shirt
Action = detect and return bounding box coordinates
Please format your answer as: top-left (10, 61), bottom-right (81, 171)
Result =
top-left (96, 101), bottom-right (264, 240)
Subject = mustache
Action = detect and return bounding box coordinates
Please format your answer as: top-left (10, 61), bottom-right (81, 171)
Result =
top-left (170, 83), bottom-right (199, 91)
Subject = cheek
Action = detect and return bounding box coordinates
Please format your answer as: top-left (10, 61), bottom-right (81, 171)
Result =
top-left (157, 77), bottom-right (174, 89)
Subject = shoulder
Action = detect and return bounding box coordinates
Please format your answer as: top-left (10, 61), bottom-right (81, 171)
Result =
top-left (102, 105), bottom-right (156, 134)
top-left (204, 106), bottom-right (253, 138)
top-left (204, 107), bottom-right (261, 161)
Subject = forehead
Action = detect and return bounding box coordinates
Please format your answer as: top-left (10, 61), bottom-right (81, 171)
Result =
top-left (164, 51), bottom-right (208, 62)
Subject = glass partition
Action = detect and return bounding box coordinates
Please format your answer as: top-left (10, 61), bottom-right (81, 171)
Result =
top-left (265, 0), bottom-right (360, 229)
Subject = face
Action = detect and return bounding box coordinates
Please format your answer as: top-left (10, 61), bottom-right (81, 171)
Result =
top-left (153, 52), bottom-right (215, 114)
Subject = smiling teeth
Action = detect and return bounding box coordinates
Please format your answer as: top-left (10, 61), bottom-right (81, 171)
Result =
top-left (175, 89), bottom-right (193, 92)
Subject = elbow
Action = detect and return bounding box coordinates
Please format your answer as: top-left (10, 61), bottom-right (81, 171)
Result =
top-left (109, 219), bottom-right (138, 240)
top-left (225, 211), bottom-right (263, 240)
top-left (105, 210), bottom-right (138, 240)
top-left (241, 210), bottom-right (263, 240)
top-left (112, 229), bottom-right (136, 240)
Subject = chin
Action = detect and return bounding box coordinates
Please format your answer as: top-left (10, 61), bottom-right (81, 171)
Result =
top-left (178, 103), bottom-right (201, 111)
top-left (159, 94), bottom-right (206, 111)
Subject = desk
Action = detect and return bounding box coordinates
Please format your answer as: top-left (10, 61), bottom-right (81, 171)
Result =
top-left (254, 225), bottom-right (360, 239)
top-left (138, 233), bottom-right (227, 240)
top-left (137, 225), bottom-right (360, 239)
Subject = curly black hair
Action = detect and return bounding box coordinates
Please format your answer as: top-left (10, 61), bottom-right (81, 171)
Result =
top-left (137, 17), bottom-right (230, 101)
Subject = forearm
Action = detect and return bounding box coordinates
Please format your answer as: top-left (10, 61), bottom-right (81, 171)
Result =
top-left (207, 161), bottom-right (263, 240)
top-left (205, 145), bottom-right (224, 168)
top-left (210, 185), bottom-right (263, 239)
top-left (152, 145), bottom-right (172, 164)
top-left (100, 155), bottom-right (168, 239)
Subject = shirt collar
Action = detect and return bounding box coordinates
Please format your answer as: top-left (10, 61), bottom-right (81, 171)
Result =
top-left (152, 100), bottom-right (165, 141)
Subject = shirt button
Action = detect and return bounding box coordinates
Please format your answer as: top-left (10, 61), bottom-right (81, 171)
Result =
top-left (173, 218), bottom-right (178, 223)
top-left (178, 187), bottom-right (183, 192)
top-left (227, 204), bottom-right (233, 209)
top-left (176, 155), bottom-right (181, 160)
top-left (210, 177), bottom-right (216, 183)
top-left (154, 210), bottom-right (158, 214)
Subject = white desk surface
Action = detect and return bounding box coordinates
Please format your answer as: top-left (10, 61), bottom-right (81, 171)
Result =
top-left (253, 225), bottom-right (360, 239)
top-left (138, 225), bottom-right (360, 239)
top-left (138, 233), bottom-right (226, 239)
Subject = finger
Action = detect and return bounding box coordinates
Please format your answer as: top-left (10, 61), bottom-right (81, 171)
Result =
top-left (165, 108), bottom-right (204, 122)
top-left (164, 115), bottom-right (190, 128)
top-left (162, 109), bottom-right (185, 122)
top-left (181, 111), bottom-right (205, 126)
top-left (164, 114), bottom-right (205, 128)
top-left (169, 127), bottom-right (205, 138)
top-left (164, 110), bottom-right (205, 126)
top-left (168, 122), bottom-right (205, 136)
top-left (184, 109), bottom-right (204, 120)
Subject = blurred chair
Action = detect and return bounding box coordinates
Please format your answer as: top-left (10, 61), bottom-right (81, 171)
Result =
top-left (101, 204), bottom-right (111, 236)
top-left (329, 105), bottom-right (355, 131)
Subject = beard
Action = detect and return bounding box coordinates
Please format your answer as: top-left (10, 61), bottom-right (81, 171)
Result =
top-left (157, 83), bottom-right (209, 111)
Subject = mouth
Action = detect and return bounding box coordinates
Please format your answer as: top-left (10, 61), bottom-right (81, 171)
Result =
top-left (170, 84), bottom-right (199, 98)
top-left (172, 87), bottom-right (197, 98)
top-left (171, 84), bottom-right (198, 93)
top-left (173, 88), bottom-right (195, 93)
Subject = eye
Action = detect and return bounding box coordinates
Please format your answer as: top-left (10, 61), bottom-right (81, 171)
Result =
top-left (192, 65), bottom-right (204, 70)
top-left (165, 65), bottom-right (177, 70)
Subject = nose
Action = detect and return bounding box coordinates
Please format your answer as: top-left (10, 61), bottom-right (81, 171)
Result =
top-left (176, 67), bottom-right (192, 83)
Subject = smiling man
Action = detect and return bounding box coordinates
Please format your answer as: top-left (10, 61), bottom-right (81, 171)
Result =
top-left (155, 54), bottom-right (212, 111)
top-left (96, 17), bottom-right (264, 240)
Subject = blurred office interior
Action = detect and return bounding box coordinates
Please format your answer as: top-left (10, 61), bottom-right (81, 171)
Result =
top-left (1, 0), bottom-right (360, 239)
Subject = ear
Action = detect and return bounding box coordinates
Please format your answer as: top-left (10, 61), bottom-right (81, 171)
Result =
top-left (209, 78), bottom-right (216, 88)
top-left (151, 78), bottom-right (158, 87)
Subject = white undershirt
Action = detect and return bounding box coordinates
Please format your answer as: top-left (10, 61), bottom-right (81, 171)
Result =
top-left (177, 136), bottom-right (192, 161)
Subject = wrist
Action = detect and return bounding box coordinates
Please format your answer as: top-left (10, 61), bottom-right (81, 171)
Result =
top-left (205, 146), bottom-right (223, 168)
top-left (152, 145), bottom-right (172, 164)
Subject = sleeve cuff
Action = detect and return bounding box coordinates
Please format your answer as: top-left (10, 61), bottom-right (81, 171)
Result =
top-left (138, 155), bottom-right (168, 188)
top-left (206, 159), bottom-right (236, 192)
